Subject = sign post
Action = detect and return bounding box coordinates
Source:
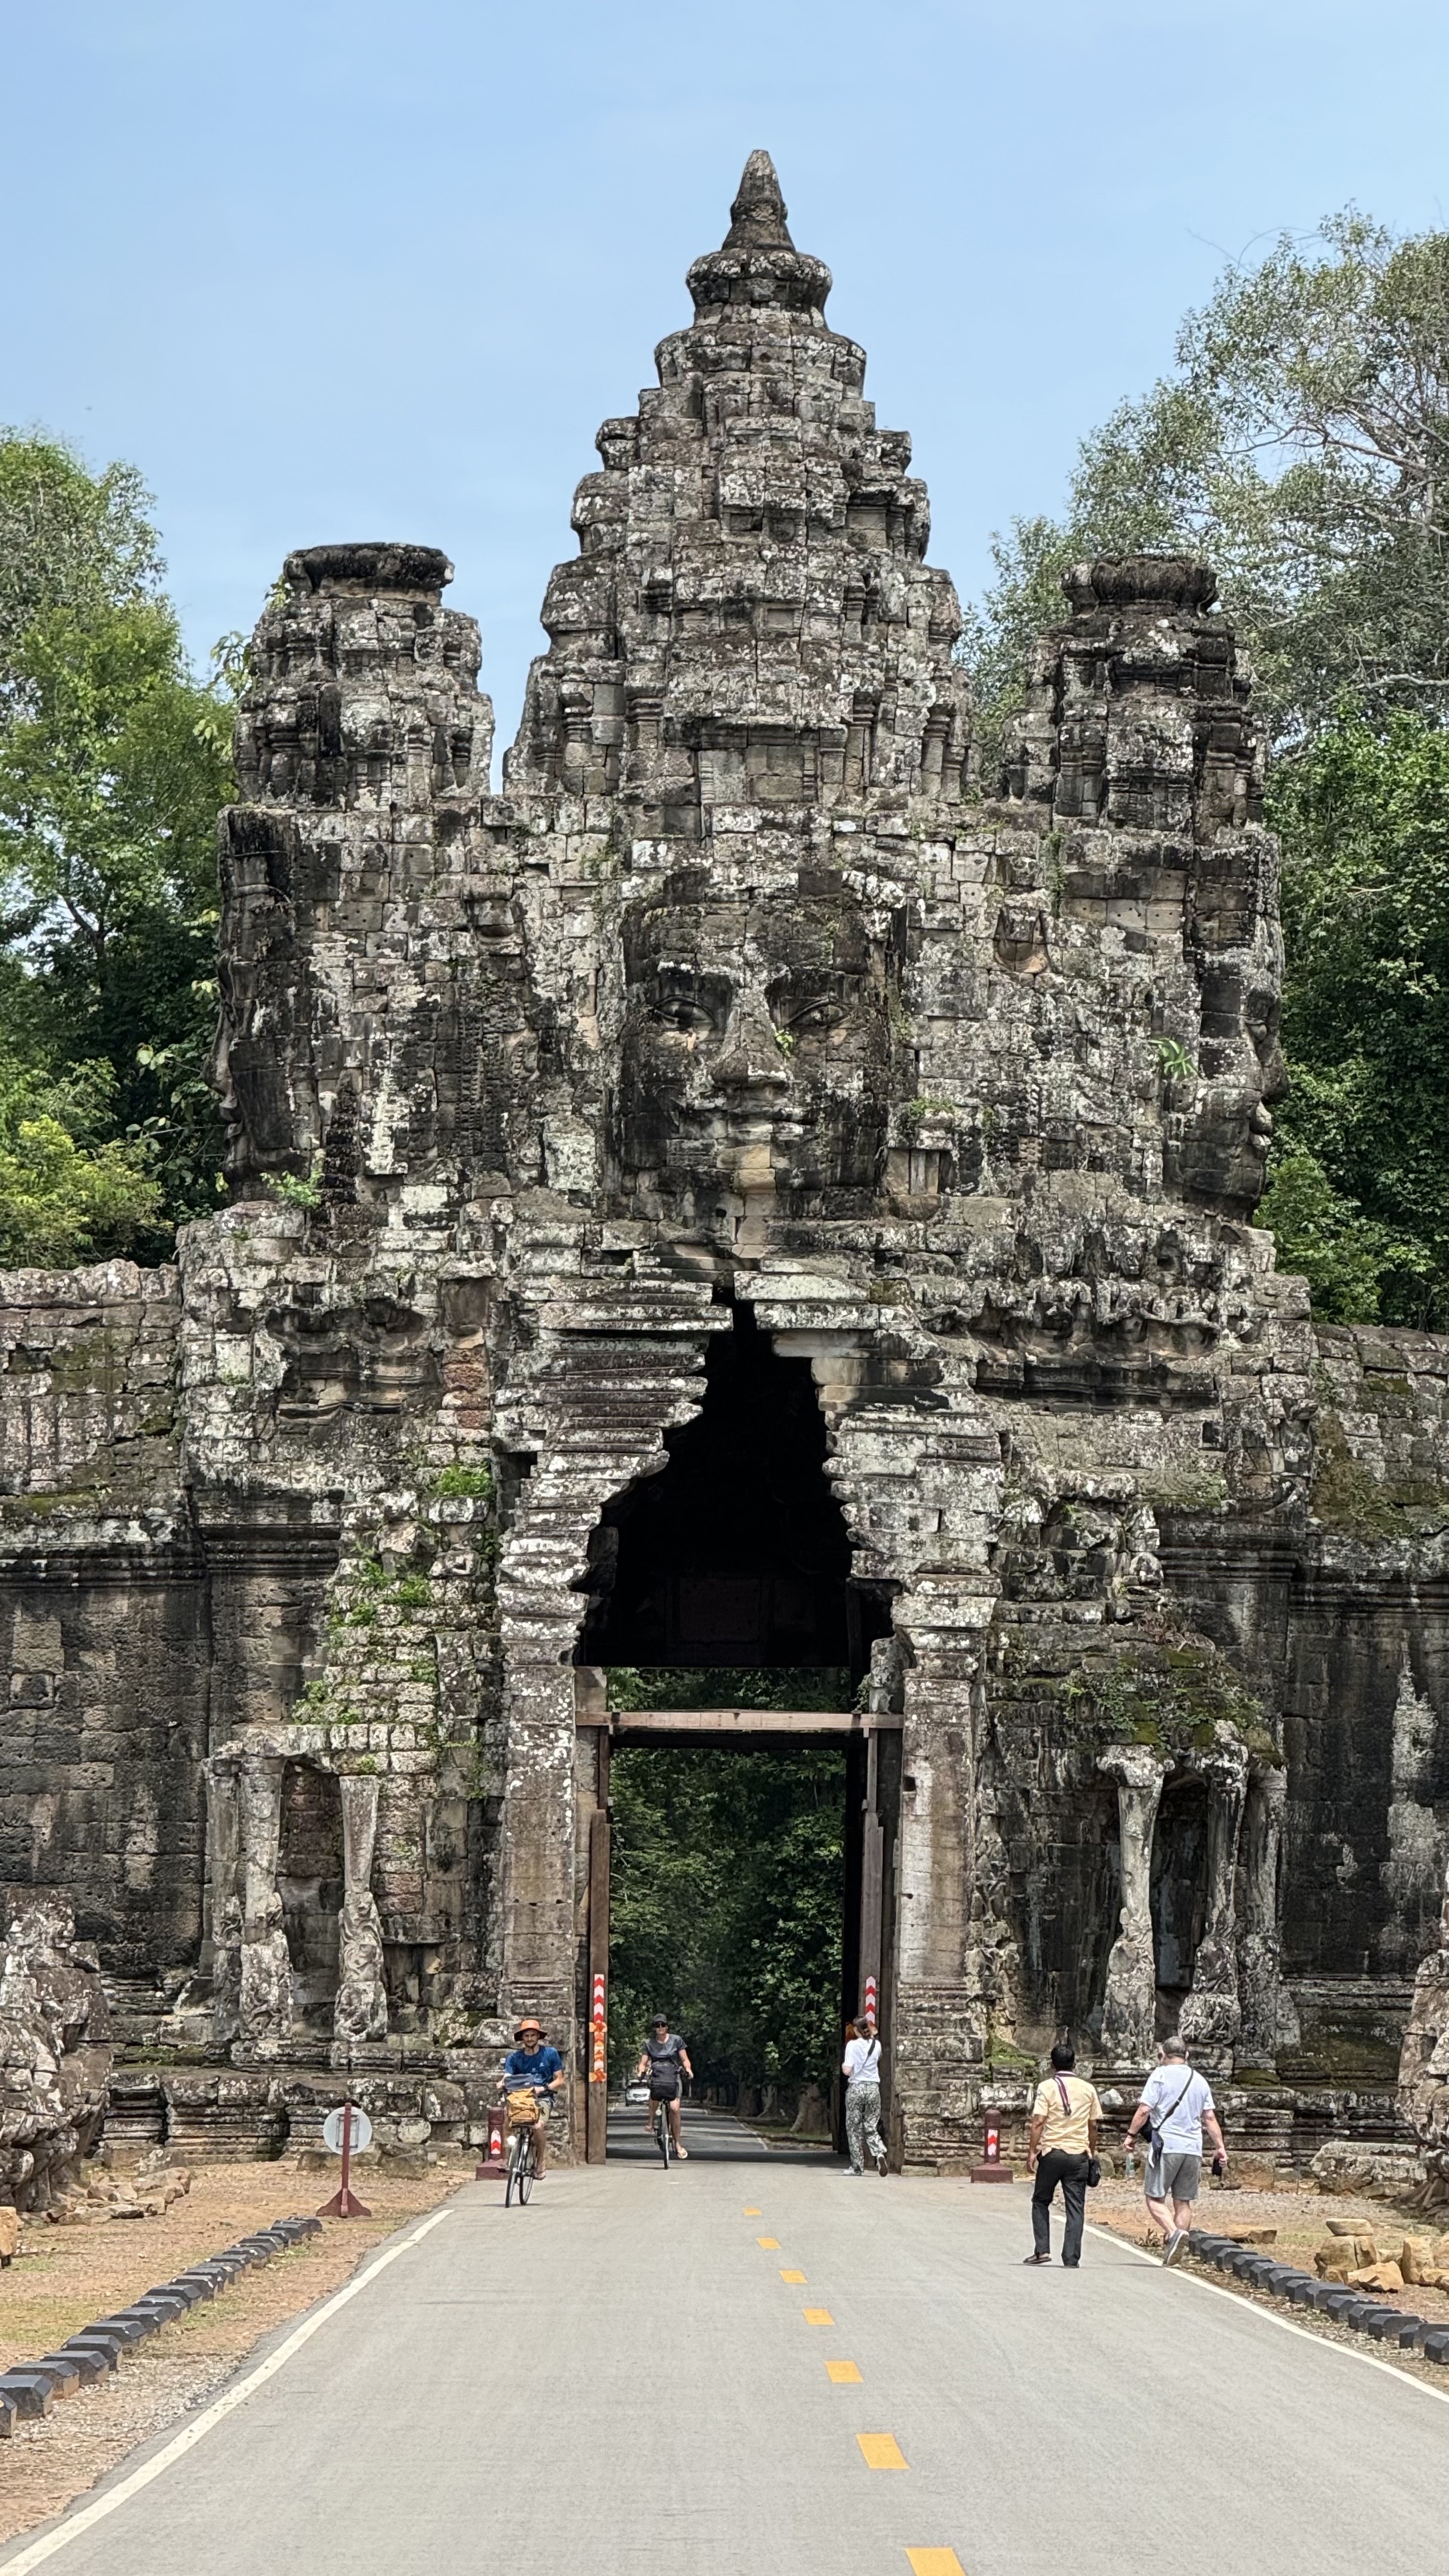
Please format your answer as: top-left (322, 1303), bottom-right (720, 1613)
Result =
top-left (475, 2100), bottom-right (507, 2177)
top-left (589, 1971), bottom-right (607, 2087)
top-left (970, 2114), bottom-right (1014, 2184)
top-left (318, 2101), bottom-right (373, 2217)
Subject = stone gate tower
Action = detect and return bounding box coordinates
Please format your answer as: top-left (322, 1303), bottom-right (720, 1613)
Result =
top-left (5, 155), bottom-right (1449, 2172)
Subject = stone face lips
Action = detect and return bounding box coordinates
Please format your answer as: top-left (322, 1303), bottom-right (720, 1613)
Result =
top-left (1, 156), bottom-right (1448, 2169)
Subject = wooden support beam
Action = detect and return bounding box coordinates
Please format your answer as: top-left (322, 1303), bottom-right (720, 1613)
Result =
top-left (585, 1730), bottom-right (610, 2167)
top-left (601, 1709), bottom-right (903, 1736)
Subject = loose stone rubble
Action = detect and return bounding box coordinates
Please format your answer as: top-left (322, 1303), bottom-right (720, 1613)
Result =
top-left (2, 153), bottom-right (1449, 2169)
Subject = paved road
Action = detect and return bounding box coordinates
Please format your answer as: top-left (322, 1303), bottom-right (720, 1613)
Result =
top-left (8, 2147), bottom-right (1447, 2576)
top-left (606, 2100), bottom-right (837, 2163)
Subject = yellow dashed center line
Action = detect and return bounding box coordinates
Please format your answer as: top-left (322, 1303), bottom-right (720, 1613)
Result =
top-left (780, 2267), bottom-right (806, 2283)
top-left (826, 2359), bottom-right (862, 2383)
top-left (756, 2235), bottom-right (781, 2249)
top-left (803, 2307), bottom-right (834, 2325)
top-left (858, 2433), bottom-right (908, 2471)
top-left (743, 2206), bottom-right (762, 2217)
top-left (906, 2554), bottom-right (966, 2575)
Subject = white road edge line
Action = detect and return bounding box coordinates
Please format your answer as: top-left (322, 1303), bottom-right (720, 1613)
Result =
top-left (1085, 2222), bottom-right (1449, 2415)
top-left (0, 2206), bottom-right (455, 2573)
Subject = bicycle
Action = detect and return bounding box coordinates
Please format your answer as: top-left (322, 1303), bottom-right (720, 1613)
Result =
top-left (504, 2096), bottom-right (544, 2205)
top-left (651, 2092), bottom-right (677, 2168)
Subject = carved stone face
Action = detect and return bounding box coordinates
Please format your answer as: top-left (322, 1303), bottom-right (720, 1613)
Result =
top-left (1175, 956), bottom-right (1288, 1212)
top-left (210, 810), bottom-right (321, 1188)
top-left (616, 875), bottom-right (895, 1217)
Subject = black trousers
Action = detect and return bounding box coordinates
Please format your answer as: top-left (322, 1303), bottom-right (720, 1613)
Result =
top-left (1032, 2149), bottom-right (1090, 2264)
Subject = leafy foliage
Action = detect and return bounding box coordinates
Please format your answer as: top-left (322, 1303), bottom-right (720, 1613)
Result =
top-left (0, 435), bottom-right (235, 1260)
top-left (0, 431), bottom-right (163, 701)
top-left (607, 1714), bottom-right (846, 2099)
top-left (968, 213), bottom-right (1449, 776)
top-left (0, 1051), bottom-right (159, 1265)
top-left (1259, 712), bottom-right (1449, 1323)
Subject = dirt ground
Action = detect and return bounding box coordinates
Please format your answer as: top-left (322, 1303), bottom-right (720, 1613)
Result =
top-left (0, 2156), bottom-right (467, 2549)
top-left (1086, 2173), bottom-right (1449, 2387)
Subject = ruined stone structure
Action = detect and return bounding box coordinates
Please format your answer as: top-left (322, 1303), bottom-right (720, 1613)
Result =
top-left (0, 1894), bottom-right (112, 2210)
top-left (4, 155), bottom-right (1449, 2168)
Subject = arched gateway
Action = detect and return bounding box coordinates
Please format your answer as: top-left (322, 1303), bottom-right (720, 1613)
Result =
top-left (5, 153), bottom-right (1446, 2174)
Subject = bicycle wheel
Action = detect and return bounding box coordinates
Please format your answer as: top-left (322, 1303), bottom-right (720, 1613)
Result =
top-left (657, 2105), bottom-right (671, 2169)
top-left (505, 2130), bottom-right (520, 2207)
top-left (519, 2131), bottom-right (535, 2204)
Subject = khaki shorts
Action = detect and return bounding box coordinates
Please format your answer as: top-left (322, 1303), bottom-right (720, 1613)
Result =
top-left (1154, 2148), bottom-right (1202, 2202)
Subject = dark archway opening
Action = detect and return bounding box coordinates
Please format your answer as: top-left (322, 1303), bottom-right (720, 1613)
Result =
top-left (577, 1306), bottom-right (898, 2161)
top-left (579, 1304), bottom-right (889, 1682)
top-left (1152, 1772), bottom-right (1209, 2030)
top-left (277, 1760), bottom-right (343, 2034)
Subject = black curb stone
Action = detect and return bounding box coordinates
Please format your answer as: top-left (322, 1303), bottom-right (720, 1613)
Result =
top-left (0, 2213), bottom-right (317, 2434)
top-left (1187, 2230), bottom-right (1449, 2363)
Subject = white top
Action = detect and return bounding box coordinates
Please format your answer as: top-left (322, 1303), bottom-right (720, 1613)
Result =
top-left (1140, 2063), bottom-right (1215, 2151)
top-left (843, 2037), bottom-right (882, 2089)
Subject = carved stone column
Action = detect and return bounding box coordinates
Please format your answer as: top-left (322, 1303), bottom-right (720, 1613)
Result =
top-left (1098, 1744), bottom-right (1167, 2064)
top-left (236, 1753), bottom-right (292, 2055)
top-left (1180, 1734), bottom-right (1249, 2056)
top-left (203, 1756), bottom-right (243, 2047)
top-left (1236, 1764), bottom-right (1300, 2067)
top-left (333, 1772), bottom-right (388, 2050)
top-left (1398, 1857), bottom-right (1449, 2199)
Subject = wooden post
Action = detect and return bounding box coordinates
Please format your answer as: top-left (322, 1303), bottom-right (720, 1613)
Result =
top-left (585, 1728), bottom-right (611, 2165)
top-left (859, 1725), bottom-right (884, 2015)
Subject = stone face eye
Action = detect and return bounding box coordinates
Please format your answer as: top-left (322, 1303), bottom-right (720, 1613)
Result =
top-left (645, 976), bottom-right (729, 1037)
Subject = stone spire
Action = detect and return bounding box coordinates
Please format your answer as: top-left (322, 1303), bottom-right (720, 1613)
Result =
top-left (505, 152), bottom-right (966, 816)
top-left (723, 148), bottom-right (793, 247)
top-left (686, 147), bottom-right (832, 318)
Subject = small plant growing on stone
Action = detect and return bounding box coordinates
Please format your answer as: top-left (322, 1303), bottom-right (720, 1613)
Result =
top-left (1156, 1038), bottom-right (1196, 1083)
top-left (429, 1464), bottom-right (493, 1502)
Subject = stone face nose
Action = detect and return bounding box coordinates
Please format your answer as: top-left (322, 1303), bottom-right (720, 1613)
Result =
top-left (715, 1000), bottom-right (790, 1092)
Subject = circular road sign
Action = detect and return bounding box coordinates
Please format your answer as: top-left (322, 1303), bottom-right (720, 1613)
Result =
top-left (321, 2105), bottom-right (373, 2157)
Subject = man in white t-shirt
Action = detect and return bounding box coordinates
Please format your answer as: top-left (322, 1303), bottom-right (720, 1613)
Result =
top-left (1124, 2035), bottom-right (1229, 2264)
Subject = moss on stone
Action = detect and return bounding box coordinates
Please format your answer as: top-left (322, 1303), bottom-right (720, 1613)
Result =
top-left (1064, 1634), bottom-right (1272, 1758)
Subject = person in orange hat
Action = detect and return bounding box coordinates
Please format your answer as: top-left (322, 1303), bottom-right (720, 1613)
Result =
top-left (501, 2018), bottom-right (565, 2175)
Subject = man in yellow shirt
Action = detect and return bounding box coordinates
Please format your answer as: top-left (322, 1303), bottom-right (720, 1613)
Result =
top-left (1024, 2041), bottom-right (1102, 2268)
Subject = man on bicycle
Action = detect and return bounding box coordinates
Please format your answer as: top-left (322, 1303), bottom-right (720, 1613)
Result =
top-left (501, 2017), bottom-right (565, 2175)
top-left (636, 2017), bottom-right (693, 2159)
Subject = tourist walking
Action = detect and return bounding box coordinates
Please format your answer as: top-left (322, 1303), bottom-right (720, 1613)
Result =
top-left (1123, 2033), bottom-right (1229, 2263)
top-left (842, 2012), bottom-right (888, 2175)
top-left (1024, 2042), bottom-right (1102, 2267)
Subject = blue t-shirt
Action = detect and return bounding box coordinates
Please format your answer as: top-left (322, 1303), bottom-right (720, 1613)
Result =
top-left (504, 2044), bottom-right (562, 2090)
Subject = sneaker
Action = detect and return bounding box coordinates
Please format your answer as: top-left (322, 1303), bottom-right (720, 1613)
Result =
top-left (875, 2153), bottom-right (888, 2177)
top-left (1022, 2251), bottom-right (1050, 2265)
top-left (844, 2168), bottom-right (862, 2179)
top-left (1162, 2229), bottom-right (1187, 2267)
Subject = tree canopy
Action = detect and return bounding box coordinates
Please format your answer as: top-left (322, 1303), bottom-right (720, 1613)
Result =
top-left (964, 212), bottom-right (1449, 1325)
top-left (0, 433), bottom-right (233, 1265)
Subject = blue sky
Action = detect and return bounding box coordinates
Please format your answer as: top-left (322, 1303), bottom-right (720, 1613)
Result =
top-left (5, 1), bottom-right (1446, 753)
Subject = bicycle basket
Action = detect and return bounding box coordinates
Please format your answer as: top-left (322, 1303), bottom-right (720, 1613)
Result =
top-left (506, 2089), bottom-right (541, 2125)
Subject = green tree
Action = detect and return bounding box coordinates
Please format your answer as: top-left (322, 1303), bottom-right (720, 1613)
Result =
top-left (1259, 713), bottom-right (1449, 1324)
top-left (0, 1051), bottom-right (159, 1266)
top-left (0, 435), bottom-right (235, 1258)
top-left (0, 431), bottom-right (163, 705)
top-left (970, 213), bottom-right (1449, 776)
